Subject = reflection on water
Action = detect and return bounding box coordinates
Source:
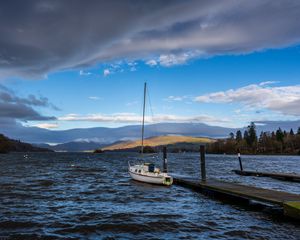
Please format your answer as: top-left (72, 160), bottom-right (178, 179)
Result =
top-left (0, 152), bottom-right (299, 239)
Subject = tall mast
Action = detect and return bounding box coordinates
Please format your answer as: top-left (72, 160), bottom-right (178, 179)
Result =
top-left (141, 82), bottom-right (146, 155)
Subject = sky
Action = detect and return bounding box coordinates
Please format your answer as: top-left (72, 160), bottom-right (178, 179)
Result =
top-left (0, 0), bottom-right (300, 131)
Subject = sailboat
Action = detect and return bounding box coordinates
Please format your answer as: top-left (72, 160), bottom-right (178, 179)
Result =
top-left (128, 83), bottom-right (173, 186)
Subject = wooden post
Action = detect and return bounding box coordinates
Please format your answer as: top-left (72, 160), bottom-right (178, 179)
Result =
top-left (163, 146), bottom-right (167, 173)
top-left (238, 148), bottom-right (243, 172)
top-left (200, 145), bottom-right (206, 181)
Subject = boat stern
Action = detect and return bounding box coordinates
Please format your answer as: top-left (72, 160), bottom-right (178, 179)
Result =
top-left (163, 175), bottom-right (173, 186)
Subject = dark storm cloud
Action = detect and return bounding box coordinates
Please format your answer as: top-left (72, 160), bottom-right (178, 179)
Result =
top-left (0, 102), bottom-right (56, 120)
top-left (0, 84), bottom-right (57, 121)
top-left (0, 91), bottom-right (60, 110)
top-left (0, 0), bottom-right (300, 78)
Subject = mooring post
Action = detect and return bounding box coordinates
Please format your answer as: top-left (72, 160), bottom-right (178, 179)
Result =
top-left (163, 146), bottom-right (167, 173)
top-left (200, 145), bottom-right (206, 182)
top-left (238, 148), bottom-right (243, 172)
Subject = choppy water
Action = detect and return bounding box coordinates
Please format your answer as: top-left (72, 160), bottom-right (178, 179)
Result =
top-left (0, 152), bottom-right (299, 239)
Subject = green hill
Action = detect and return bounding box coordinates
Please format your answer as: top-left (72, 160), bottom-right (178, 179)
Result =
top-left (0, 134), bottom-right (53, 153)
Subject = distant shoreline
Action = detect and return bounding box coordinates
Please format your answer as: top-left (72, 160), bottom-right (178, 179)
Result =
top-left (97, 149), bottom-right (300, 156)
top-left (1, 151), bottom-right (299, 157)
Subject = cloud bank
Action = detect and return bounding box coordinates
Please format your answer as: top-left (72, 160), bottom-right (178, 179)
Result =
top-left (195, 83), bottom-right (300, 116)
top-left (59, 113), bottom-right (229, 125)
top-left (1, 0), bottom-right (300, 78)
top-left (32, 123), bottom-right (58, 129)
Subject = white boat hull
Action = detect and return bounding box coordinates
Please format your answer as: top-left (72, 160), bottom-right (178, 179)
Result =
top-left (129, 171), bottom-right (166, 185)
top-left (128, 163), bottom-right (173, 186)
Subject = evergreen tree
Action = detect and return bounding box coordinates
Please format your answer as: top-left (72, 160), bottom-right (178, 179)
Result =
top-left (258, 131), bottom-right (264, 143)
top-left (276, 128), bottom-right (285, 153)
top-left (276, 128), bottom-right (284, 143)
top-left (271, 131), bottom-right (276, 139)
top-left (297, 127), bottom-right (300, 135)
top-left (229, 132), bottom-right (234, 139)
top-left (247, 122), bottom-right (257, 147)
top-left (243, 130), bottom-right (249, 143)
top-left (290, 128), bottom-right (294, 136)
top-left (236, 130), bottom-right (242, 142)
top-left (206, 126), bottom-right (300, 155)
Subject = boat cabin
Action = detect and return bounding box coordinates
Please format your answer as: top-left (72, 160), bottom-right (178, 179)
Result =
top-left (143, 163), bottom-right (160, 173)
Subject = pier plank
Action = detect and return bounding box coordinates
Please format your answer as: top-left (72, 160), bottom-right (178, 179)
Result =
top-left (173, 177), bottom-right (300, 220)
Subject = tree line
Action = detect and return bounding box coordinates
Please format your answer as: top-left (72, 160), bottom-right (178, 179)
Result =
top-left (206, 123), bottom-right (300, 155)
top-left (0, 133), bottom-right (52, 153)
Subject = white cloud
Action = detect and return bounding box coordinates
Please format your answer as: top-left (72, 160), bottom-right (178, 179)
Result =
top-left (165, 95), bottom-right (189, 102)
top-left (33, 123), bottom-right (58, 129)
top-left (144, 51), bottom-right (202, 67)
top-left (158, 51), bottom-right (202, 67)
top-left (102, 63), bottom-right (124, 76)
top-left (146, 59), bottom-right (157, 67)
top-left (58, 113), bottom-right (229, 125)
top-left (103, 62), bottom-right (131, 76)
top-left (126, 101), bottom-right (138, 107)
top-left (130, 66), bottom-right (137, 72)
top-left (259, 81), bottom-right (279, 86)
top-left (74, 137), bottom-right (105, 143)
top-left (103, 69), bottom-right (111, 77)
top-left (79, 70), bottom-right (92, 76)
top-left (88, 96), bottom-right (101, 100)
top-left (195, 83), bottom-right (300, 116)
top-left (127, 62), bottom-right (137, 67)
top-left (126, 61), bottom-right (137, 71)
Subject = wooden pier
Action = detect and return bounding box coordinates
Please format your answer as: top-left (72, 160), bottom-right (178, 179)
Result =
top-left (233, 169), bottom-right (300, 182)
top-left (172, 146), bottom-right (300, 220)
top-left (173, 177), bottom-right (300, 219)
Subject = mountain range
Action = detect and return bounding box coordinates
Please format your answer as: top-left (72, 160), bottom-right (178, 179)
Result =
top-left (2, 122), bottom-right (235, 144)
top-left (2, 121), bottom-right (300, 152)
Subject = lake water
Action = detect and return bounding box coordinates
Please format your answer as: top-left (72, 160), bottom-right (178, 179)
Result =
top-left (0, 152), bottom-right (299, 239)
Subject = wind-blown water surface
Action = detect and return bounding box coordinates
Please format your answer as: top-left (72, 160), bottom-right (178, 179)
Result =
top-left (0, 152), bottom-right (299, 239)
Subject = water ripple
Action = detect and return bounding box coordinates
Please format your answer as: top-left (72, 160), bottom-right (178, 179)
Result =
top-left (0, 152), bottom-right (299, 239)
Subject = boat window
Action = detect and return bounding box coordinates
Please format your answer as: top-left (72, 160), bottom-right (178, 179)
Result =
top-left (135, 169), bottom-right (137, 172)
top-left (138, 170), bottom-right (141, 173)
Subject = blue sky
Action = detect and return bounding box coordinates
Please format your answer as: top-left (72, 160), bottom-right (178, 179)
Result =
top-left (4, 45), bottom-right (300, 130)
top-left (0, 1), bottom-right (300, 131)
